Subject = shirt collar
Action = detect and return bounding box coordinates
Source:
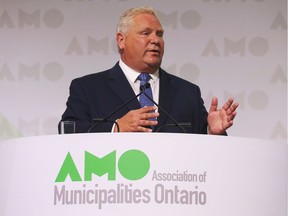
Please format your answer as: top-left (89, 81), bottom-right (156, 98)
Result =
top-left (119, 59), bottom-right (159, 83)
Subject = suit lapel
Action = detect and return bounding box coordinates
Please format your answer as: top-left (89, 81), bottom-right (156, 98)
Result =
top-left (107, 63), bottom-right (141, 111)
top-left (157, 69), bottom-right (178, 128)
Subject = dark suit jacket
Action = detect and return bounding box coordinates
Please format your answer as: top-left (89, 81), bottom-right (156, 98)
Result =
top-left (60, 62), bottom-right (208, 134)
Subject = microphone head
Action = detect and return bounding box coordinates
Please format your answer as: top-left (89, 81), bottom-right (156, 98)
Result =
top-left (140, 83), bottom-right (150, 91)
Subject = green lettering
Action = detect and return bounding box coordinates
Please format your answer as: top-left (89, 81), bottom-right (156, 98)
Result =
top-left (55, 152), bottom-right (82, 182)
top-left (84, 150), bottom-right (116, 181)
top-left (118, 150), bottom-right (150, 180)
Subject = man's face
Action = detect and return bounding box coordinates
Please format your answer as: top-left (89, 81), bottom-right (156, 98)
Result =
top-left (117, 13), bottom-right (164, 73)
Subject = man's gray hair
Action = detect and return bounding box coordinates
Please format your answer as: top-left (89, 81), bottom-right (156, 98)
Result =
top-left (116, 7), bottom-right (159, 35)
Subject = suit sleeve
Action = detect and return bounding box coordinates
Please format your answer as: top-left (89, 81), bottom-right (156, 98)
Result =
top-left (58, 78), bottom-right (113, 133)
top-left (195, 85), bottom-right (208, 134)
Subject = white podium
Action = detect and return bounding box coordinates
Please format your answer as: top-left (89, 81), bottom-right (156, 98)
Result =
top-left (0, 133), bottom-right (286, 216)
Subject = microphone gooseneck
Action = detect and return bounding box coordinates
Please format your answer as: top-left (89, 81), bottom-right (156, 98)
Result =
top-left (87, 81), bottom-right (188, 133)
top-left (87, 83), bottom-right (150, 133)
top-left (140, 84), bottom-right (187, 133)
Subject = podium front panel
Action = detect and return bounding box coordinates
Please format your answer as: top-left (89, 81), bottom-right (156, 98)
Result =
top-left (0, 133), bottom-right (286, 216)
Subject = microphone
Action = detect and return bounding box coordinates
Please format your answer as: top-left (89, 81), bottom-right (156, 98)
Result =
top-left (140, 83), bottom-right (150, 91)
top-left (87, 83), bottom-right (151, 133)
top-left (141, 83), bottom-right (187, 133)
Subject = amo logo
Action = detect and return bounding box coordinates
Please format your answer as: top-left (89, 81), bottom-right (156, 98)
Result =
top-left (55, 149), bottom-right (150, 182)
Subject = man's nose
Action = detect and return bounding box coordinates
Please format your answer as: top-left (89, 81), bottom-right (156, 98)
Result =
top-left (150, 33), bottom-right (161, 44)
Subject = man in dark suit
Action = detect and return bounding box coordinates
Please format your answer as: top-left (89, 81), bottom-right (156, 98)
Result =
top-left (59, 7), bottom-right (238, 134)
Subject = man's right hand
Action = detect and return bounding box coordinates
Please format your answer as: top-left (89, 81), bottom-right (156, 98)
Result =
top-left (115, 106), bottom-right (159, 132)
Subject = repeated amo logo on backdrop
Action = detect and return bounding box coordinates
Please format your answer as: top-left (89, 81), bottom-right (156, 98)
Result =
top-left (0, 9), bottom-right (64, 28)
top-left (54, 149), bottom-right (208, 209)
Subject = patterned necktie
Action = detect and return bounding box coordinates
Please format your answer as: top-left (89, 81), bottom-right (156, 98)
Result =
top-left (138, 73), bottom-right (154, 108)
top-left (138, 73), bottom-right (156, 123)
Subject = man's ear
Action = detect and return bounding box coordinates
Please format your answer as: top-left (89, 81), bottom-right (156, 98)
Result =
top-left (116, 32), bottom-right (125, 50)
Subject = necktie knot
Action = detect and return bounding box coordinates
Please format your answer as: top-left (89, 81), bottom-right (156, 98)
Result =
top-left (138, 73), bottom-right (151, 83)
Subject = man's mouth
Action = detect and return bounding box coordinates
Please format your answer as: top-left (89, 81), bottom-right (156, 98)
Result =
top-left (147, 49), bottom-right (160, 55)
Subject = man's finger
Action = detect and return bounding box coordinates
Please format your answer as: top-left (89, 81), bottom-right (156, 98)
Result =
top-left (222, 97), bottom-right (234, 111)
top-left (209, 97), bottom-right (218, 113)
top-left (139, 106), bottom-right (157, 113)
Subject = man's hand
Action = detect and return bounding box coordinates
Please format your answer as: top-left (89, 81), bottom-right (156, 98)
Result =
top-left (115, 106), bottom-right (159, 132)
top-left (208, 97), bottom-right (239, 135)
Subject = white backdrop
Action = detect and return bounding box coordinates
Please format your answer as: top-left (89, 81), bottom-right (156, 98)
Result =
top-left (0, 0), bottom-right (287, 141)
